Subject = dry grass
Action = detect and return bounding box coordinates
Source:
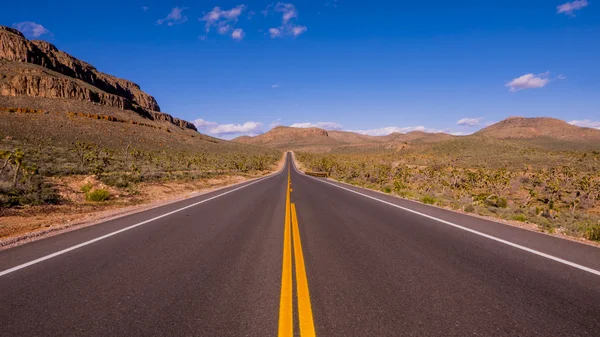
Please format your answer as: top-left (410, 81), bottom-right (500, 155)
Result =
top-left (296, 142), bottom-right (600, 242)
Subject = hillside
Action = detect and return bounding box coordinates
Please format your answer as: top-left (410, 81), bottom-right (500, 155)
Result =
top-left (381, 131), bottom-right (456, 143)
top-left (475, 117), bottom-right (600, 143)
top-left (232, 125), bottom-right (458, 151)
top-left (0, 25), bottom-right (280, 222)
top-left (0, 25), bottom-right (194, 131)
top-left (233, 126), bottom-right (344, 150)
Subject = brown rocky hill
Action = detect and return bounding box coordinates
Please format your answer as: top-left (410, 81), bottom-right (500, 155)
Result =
top-left (232, 126), bottom-right (456, 151)
top-left (327, 130), bottom-right (383, 143)
top-left (475, 117), bottom-right (600, 143)
top-left (381, 131), bottom-right (456, 143)
top-left (0, 25), bottom-right (194, 131)
top-left (233, 126), bottom-right (343, 149)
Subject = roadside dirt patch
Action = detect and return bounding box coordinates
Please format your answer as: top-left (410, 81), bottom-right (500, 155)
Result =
top-left (0, 172), bottom-right (272, 249)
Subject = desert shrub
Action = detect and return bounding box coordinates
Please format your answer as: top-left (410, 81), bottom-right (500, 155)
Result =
top-left (81, 182), bottom-right (93, 193)
top-left (0, 177), bottom-right (60, 207)
top-left (86, 189), bottom-right (110, 202)
top-left (464, 204), bottom-right (475, 213)
top-left (583, 223), bottom-right (600, 241)
top-left (512, 214), bottom-right (528, 222)
top-left (100, 174), bottom-right (140, 188)
top-left (421, 195), bottom-right (436, 205)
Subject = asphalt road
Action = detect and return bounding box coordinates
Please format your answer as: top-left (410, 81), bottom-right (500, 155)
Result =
top-left (1, 153), bottom-right (599, 336)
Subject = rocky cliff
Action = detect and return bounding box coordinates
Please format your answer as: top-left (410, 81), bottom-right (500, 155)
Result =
top-left (0, 26), bottom-right (159, 111)
top-left (0, 25), bottom-right (196, 131)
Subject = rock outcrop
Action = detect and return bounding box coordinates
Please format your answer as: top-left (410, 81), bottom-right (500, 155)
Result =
top-left (0, 26), bottom-right (160, 111)
top-left (0, 25), bottom-right (197, 131)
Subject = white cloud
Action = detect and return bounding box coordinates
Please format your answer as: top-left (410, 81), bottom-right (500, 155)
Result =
top-left (292, 25), bottom-right (307, 36)
top-left (269, 27), bottom-right (282, 38)
top-left (505, 72), bottom-right (551, 92)
top-left (275, 3), bottom-right (298, 23)
top-left (142, 6), bottom-right (150, 12)
top-left (267, 3), bottom-right (307, 38)
top-left (12, 22), bottom-right (51, 38)
top-left (352, 126), bottom-right (447, 136)
top-left (557, 0), bottom-right (588, 16)
top-left (270, 119), bottom-right (282, 128)
top-left (157, 7), bottom-right (188, 26)
top-left (201, 5), bottom-right (246, 39)
top-left (568, 120), bottom-right (600, 129)
top-left (232, 28), bottom-right (245, 40)
top-left (193, 119), bottom-right (218, 129)
top-left (194, 118), bottom-right (263, 136)
top-left (457, 117), bottom-right (484, 127)
top-left (272, 84), bottom-right (280, 88)
top-left (261, 4), bottom-right (274, 17)
top-left (290, 122), bottom-right (343, 130)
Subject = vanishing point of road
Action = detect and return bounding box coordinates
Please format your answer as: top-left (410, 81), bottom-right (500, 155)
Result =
top-left (1, 153), bottom-right (599, 336)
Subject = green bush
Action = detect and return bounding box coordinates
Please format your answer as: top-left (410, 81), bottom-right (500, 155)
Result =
top-left (81, 183), bottom-right (93, 193)
top-left (421, 195), bottom-right (436, 205)
top-left (583, 223), bottom-right (600, 241)
top-left (86, 189), bottom-right (110, 202)
top-left (512, 214), bottom-right (528, 222)
top-left (0, 177), bottom-right (60, 207)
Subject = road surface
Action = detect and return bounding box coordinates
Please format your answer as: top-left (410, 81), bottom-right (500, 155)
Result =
top-left (1, 153), bottom-right (599, 336)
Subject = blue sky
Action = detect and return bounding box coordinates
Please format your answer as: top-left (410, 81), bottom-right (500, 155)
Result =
top-left (2, 0), bottom-right (599, 138)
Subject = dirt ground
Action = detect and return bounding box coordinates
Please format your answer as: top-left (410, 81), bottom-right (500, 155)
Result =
top-left (0, 154), bottom-right (287, 249)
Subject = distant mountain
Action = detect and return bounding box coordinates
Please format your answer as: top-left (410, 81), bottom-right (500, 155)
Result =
top-left (233, 126), bottom-right (342, 149)
top-left (381, 131), bottom-right (456, 143)
top-left (232, 126), bottom-right (455, 151)
top-left (475, 117), bottom-right (600, 143)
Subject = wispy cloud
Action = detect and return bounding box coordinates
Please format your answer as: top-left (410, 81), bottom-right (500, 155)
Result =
top-left (269, 27), bottom-right (282, 38)
top-left (351, 126), bottom-right (446, 136)
top-left (232, 28), bottom-right (245, 40)
top-left (457, 117), bottom-right (484, 127)
top-left (557, 0), bottom-right (588, 16)
top-left (194, 118), bottom-right (263, 137)
top-left (290, 122), bottom-right (342, 130)
top-left (141, 6), bottom-right (150, 12)
top-left (568, 120), bottom-right (600, 129)
top-left (157, 7), bottom-right (188, 26)
top-left (270, 119), bottom-right (282, 128)
top-left (324, 0), bottom-right (339, 7)
top-left (505, 72), bottom-right (552, 92)
top-left (12, 22), bottom-right (51, 38)
top-left (200, 5), bottom-right (246, 38)
top-left (272, 84), bottom-right (280, 88)
top-left (265, 2), bottom-right (308, 38)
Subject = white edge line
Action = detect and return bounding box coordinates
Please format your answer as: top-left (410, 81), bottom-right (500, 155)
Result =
top-left (290, 154), bottom-right (600, 277)
top-left (0, 168), bottom-right (284, 278)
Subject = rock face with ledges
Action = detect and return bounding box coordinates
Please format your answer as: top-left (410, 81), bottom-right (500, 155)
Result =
top-left (0, 25), bottom-right (159, 111)
top-left (0, 25), bottom-right (197, 131)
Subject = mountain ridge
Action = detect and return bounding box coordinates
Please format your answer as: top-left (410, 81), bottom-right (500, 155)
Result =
top-left (233, 117), bottom-right (600, 151)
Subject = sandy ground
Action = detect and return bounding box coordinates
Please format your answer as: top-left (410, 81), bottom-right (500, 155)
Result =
top-left (0, 153), bottom-right (287, 250)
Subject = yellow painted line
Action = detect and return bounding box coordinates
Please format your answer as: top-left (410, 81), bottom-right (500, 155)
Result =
top-left (291, 203), bottom-right (316, 337)
top-left (278, 166), bottom-right (293, 336)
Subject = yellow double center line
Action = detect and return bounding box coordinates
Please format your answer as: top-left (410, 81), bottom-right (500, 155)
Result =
top-left (278, 166), bottom-right (316, 337)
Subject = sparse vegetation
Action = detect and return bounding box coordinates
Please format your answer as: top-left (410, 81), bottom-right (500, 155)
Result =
top-left (297, 147), bottom-right (600, 242)
top-left (86, 189), bottom-right (110, 202)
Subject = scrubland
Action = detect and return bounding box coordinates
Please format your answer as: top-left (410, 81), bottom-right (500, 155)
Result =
top-left (297, 137), bottom-right (600, 242)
